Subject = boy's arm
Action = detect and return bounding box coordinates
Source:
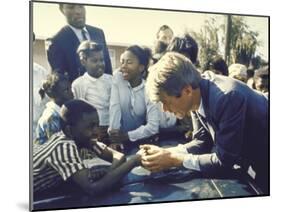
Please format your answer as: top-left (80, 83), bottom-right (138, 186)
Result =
top-left (71, 154), bottom-right (141, 196)
top-left (92, 141), bottom-right (126, 170)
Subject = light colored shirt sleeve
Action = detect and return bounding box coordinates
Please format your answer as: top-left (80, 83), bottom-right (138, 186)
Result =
top-left (128, 99), bottom-right (159, 142)
top-left (109, 80), bottom-right (122, 131)
top-left (172, 144), bottom-right (201, 171)
top-left (72, 78), bottom-right (85, 99)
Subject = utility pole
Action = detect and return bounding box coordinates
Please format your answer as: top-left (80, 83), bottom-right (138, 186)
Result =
top-left (224, 15), bottom-right (232, 65)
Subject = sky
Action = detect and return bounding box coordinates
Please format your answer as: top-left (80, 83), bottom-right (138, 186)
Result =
top-left (33, 2), bottom-right (268, 60)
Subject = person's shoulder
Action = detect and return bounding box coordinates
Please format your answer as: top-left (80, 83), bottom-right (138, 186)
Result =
top-left (72, 75), bottom-right (86, 87)
top-left (85, 24), bottom-right (104, 34)
top-left (102, 73), bottom-right (113, 81)
top-left (49, 25), bottom-right (73, 42)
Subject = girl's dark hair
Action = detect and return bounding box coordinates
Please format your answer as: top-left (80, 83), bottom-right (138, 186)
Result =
top-left (126, 45), bottom-right (152, 69)
top-left (126, 45), bottom-right (152, 79)
top-left (208, 56), bottom-right (229, 76)
top-left (167, 34), bottom-right (198, 64)
top-left (38, 72), bottom-right (68, 100)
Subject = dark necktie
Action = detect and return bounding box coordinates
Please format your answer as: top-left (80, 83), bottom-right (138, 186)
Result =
top-left (81, 29), bottom-right (88, 41)
top-left (195, 111), bottom-right (209, 132)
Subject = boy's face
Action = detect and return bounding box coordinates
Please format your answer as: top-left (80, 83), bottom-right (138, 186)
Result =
top-left (82, 51), bottom-right (105, 78)
top-left (71, 111), bottom-right (99, 147)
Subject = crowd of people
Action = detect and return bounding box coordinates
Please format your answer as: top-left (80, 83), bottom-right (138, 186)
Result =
top-left (32, 3), bottom-right (269, 201)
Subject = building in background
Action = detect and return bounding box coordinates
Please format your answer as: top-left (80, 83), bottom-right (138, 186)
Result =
top-left (33, 37), bottom-right (129, 72)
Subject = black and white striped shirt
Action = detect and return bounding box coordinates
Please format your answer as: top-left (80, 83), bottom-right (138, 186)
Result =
top-left (33, 131), bottom-right (86, 193)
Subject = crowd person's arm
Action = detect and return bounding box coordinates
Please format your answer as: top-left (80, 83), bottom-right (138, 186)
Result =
top-left (109, 79), bottom-right (122, 131)
top-left (127, 100), bottom-right (159, 142)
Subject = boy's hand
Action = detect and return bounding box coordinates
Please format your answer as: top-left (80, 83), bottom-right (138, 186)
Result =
top-left (133, 148), bottom-right (148, 166)
top-left (97, 126), bottom-right (109, 143)
top-left (139, 144), bottom-right (162, 155)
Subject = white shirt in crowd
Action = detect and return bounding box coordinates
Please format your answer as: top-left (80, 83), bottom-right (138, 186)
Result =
top-left (69, 25), bottom-right (90, 42)
top-left (109, 71), bottom-right (159, 142)
top-left (72, 73), bottom-right (112, 126)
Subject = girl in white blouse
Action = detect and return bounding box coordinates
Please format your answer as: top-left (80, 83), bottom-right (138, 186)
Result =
top-left (109, 45), bottom-right (159, 152)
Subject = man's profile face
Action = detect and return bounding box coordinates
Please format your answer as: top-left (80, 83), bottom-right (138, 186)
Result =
top-left (60, 4), bottom-right (86, 29)
top-left (159, 87), bottom-right (194, 119)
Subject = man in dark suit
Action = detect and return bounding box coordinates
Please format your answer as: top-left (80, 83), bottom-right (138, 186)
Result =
top-left (142, 52), bottom-right (269, 193)
top-left (47, 3), bottom-right (112, 82)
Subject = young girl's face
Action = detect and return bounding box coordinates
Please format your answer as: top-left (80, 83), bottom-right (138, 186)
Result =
top-left (82, 51), bottom-right (105, 78)
top-left (120, 50), bottom-right (144, 82)
top-left (54, 80), bottom-right (74, 103)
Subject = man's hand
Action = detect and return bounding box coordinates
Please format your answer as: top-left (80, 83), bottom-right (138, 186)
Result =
top-left (108, 129), bottom-right (129, 144)
top-left (140, 144), bottom-right (184, 172)
top-left (140, 144), bottom-right (162, 155)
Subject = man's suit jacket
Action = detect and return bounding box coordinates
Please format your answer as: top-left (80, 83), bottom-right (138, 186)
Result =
top-left (185, 71), bottom-right (268, 176)
top-left (47, 25), bottom-right (112, 82)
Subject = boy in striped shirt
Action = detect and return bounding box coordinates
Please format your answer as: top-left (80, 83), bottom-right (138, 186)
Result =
top-left (33, 99), bottom-right (143, 197)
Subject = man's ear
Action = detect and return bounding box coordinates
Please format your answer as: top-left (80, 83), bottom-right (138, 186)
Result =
top-left (182, 85), bottom-right (193, 96)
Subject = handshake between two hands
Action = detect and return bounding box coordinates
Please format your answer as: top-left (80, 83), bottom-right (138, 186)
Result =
top-left (135, 144), bottom-right (178, 173)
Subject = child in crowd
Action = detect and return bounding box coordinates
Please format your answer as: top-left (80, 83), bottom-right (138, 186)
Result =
top-left (33, 100), bottom-right (142, 197)
top-left (72, 41), bottom-right (112, 143)
top-left (109, 45), bottom-right (160, 152)
top-left (34, 72), bottom-right (74, 145)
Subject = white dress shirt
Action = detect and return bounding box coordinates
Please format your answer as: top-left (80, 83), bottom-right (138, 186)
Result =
top-left (174, 99), bottom-right (216, 171)
top-left (69, 25), bottom-right (90, 42)
top-left (72, 73), bottom-right (112, 126)
top-left (109, 71), bottom-right (159, 141)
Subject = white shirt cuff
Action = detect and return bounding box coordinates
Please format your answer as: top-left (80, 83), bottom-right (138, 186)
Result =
top-left (182, 153), bottom-right (201, 171)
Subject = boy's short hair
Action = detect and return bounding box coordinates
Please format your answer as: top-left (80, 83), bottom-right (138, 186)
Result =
top-left (77, 41), bottom-right (103, 60)
top-left (60, 99), bottom-right (98, 129)
top-left (146, 52), bottom-right (201, 102)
